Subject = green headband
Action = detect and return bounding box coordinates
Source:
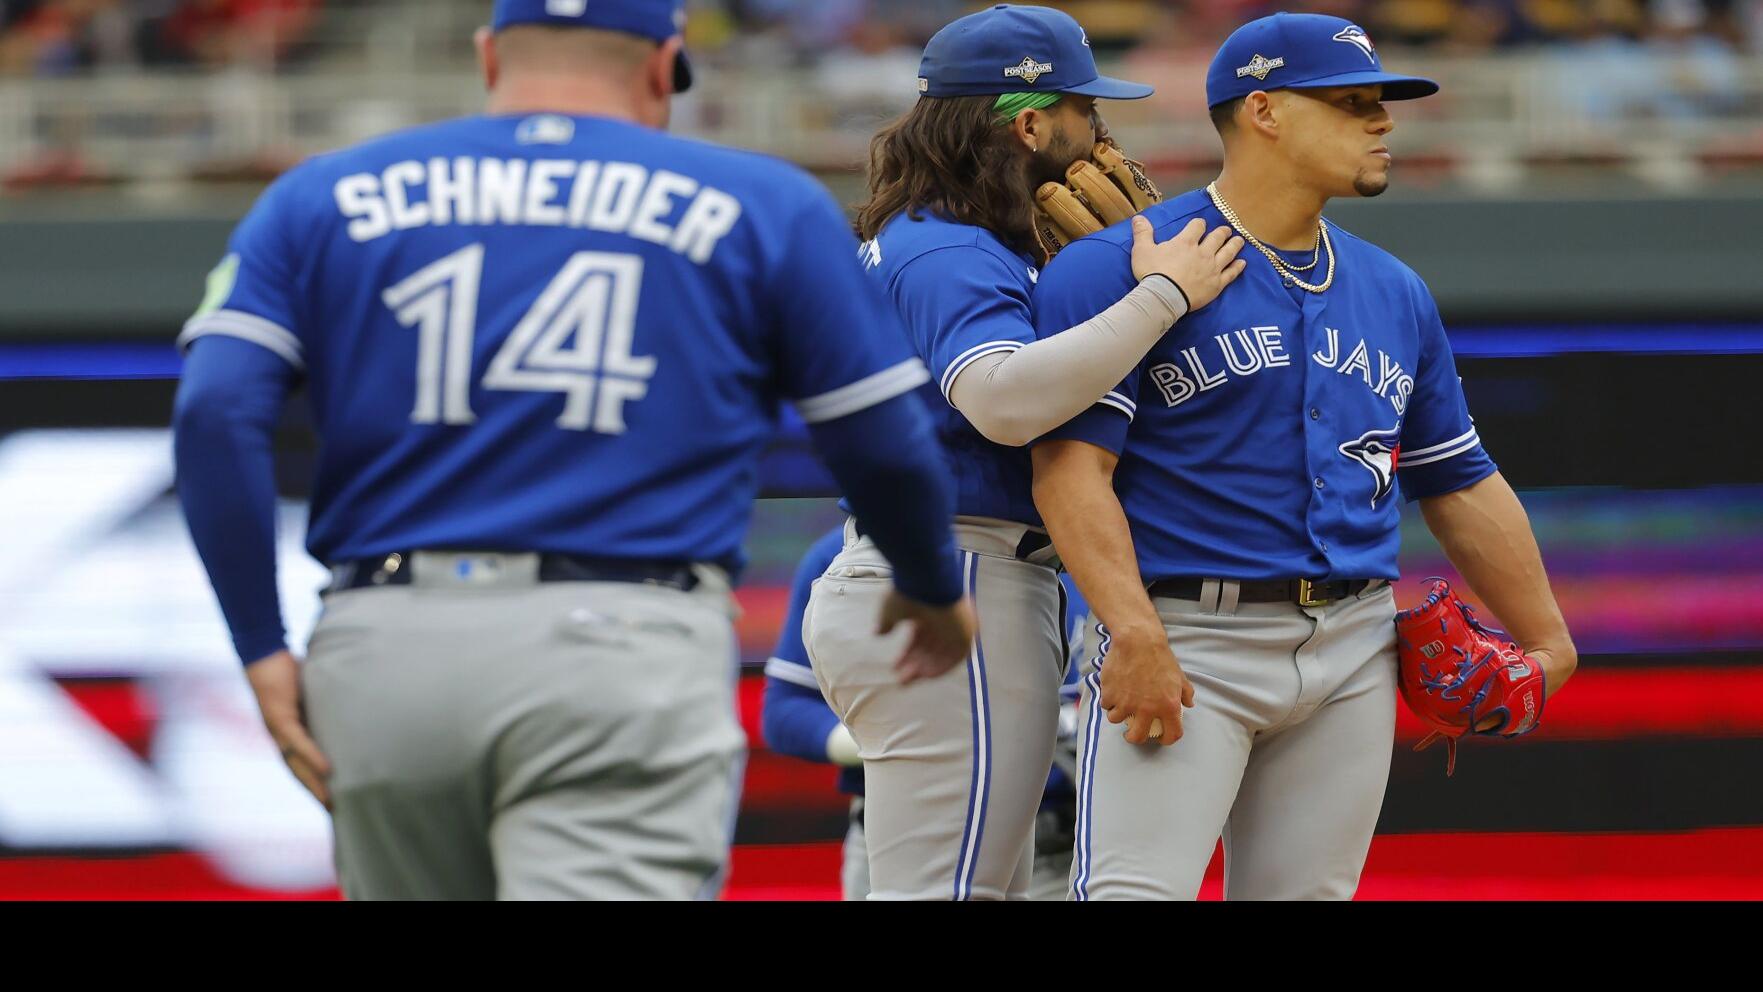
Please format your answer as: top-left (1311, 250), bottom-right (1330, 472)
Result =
top-left (993, 91), bottom-right (1062, 126)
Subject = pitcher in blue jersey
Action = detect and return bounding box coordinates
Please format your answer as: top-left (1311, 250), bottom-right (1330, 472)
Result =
top-left (801, 4), bottom-right (1246, 901)
top-left (171, 0), bottom-right (978, 901)
top-left (1032, 13), bottom-right (1579, 900)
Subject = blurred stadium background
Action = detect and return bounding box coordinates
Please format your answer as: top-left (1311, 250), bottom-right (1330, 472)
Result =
top-left (1, 0), bottom-right (1761, 900)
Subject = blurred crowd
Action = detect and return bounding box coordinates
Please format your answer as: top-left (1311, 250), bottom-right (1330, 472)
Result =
top-left (0, 0), bottom-right (320, 75)
top-left (2, 0), bottom-right (1761, 79)
top-left (691, 0), bottom-right (1762, 60)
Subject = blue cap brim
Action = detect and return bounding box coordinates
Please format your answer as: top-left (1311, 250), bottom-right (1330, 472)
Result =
top-left (1285, 70), bottom-right (1438, 100)
top-left (1060, 74), bottom-right (1155, 100)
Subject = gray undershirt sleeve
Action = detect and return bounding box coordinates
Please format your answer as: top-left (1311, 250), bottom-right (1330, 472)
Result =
top-left (947, 276), bottom-right (1188, 446)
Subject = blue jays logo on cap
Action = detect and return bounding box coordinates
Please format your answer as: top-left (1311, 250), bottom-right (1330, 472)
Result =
top-left (917, 4), bottom-right (1153, 100)
top-left (492, 0), bottom-right (693, 92)
top-left (1205, 12), bottom-right (1437, 108)
top-left (1331, 25), bottom-right (1378, 64)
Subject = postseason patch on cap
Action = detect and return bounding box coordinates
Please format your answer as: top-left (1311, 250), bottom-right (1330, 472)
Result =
top-left (1235, 54), bottom-right (1284, 81)
top-left (1003, 56), bottom-right (1054, 85)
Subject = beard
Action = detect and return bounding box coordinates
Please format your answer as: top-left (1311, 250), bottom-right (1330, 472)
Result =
top-left (1027, 128), bottom-right (1092, 188)
top-left (1352, 167), bottom-right (1390, 198)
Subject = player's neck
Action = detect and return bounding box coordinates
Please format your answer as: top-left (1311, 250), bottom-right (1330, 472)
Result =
top-left (486, 77), bottom-right (654, 127)
top-left (1211, 166), bottom-right (1327, 251)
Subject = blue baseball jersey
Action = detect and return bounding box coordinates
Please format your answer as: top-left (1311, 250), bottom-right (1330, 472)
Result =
top-left (179, 113), bottom-right (928, 572)
top-left (858, 211), bottom-right (1047, 525)
top-left (761, 527), bottom-right (1087, 800)
top-left (1034, 188), bottom-right (1497, 583)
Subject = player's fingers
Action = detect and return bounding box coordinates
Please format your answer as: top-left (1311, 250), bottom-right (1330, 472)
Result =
top-left (1173, 217), bottom-right (1206, 246)
top-left (1130, 214), bottom-right (1152, 252)
top-left (1097, 683), bottom-right (1120, 716)
top-left (1181, 679), bottom-right (1196, 708)
top-left (1122, 709), bottom-right (1153, 744)
top-left (1199, 224), bottom-right (1234, 255)
top-left (1216, 234), bottom-right (1246, 265)
top-left (1156, 710), bottom-right (1184, 746)
top-left (282, 752), bottom-right (332, 809)
top-left (1102, 702), bottom-right (1128, 725)
top-left (277, 724), bottom-right (332, 779)
top-left (1224, 258), bottom-right (1248, 281)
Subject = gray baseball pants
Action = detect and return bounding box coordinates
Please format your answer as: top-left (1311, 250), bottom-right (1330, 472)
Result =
top-left (301, 552), bottom-right (746, 901)
top-left (1070, 581), bottom-right (1398, 901)
top-left (804, 517), bottom-right (1067, 900)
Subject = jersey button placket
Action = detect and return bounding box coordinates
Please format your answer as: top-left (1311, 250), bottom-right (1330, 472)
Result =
top-left (1298, 294), bottom-right (1336, 568)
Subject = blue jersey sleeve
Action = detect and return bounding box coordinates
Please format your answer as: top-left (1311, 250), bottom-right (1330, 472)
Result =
top-left (769, 185), bottom-right (930, 424)
top-left (760, 527), bottom-right (848, 764)
top-left (891, 246), bottom-right (1036, 405)
top-left (173, 335), bottom-right (298, 664)
top-left (1028, 236), bottom-right (1141, 454)
top-left (176, 171), bottom-right (310, 371)
top-left (1397, 284), bottom-right (1498, 500)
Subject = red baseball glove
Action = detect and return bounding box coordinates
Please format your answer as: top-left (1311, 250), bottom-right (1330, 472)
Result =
top-left (1394, 578), bottom-right (1547, 775)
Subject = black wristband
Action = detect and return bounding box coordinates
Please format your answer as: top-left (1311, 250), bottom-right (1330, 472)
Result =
top-left (1142, 272), bottom-right (1191, 312)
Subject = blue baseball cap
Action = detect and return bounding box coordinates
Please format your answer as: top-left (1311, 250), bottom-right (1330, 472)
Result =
top-left (1205, 13), bottom-right (1437, 108)
top-left (492, 0), bottom-right (693, 93)
top-left (918, 4), bottom-right (1153, 100)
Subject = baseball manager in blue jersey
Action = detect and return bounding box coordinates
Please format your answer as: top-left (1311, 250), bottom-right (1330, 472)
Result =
top-left (171, 0), bottom-right (978, 901)
top-left (1031, 13), bottom-right (1580, 900)
top-left (803, 3), bottom-right (1247, 901)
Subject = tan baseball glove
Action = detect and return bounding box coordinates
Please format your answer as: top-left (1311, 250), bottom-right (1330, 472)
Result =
top-left (1033, 141), bottom-right (1162, 259)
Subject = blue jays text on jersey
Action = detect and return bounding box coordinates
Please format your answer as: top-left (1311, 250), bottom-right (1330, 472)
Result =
top-left (178, 113), bottom-right (929, 574)
top-left (1034, 188), bottom-right (1497, 583)
top-left (859, 210), bottom-right (1054, 525)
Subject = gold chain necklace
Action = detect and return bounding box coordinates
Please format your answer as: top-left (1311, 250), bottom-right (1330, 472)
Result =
top-left (1206, 182), bottom-right (1336, 294)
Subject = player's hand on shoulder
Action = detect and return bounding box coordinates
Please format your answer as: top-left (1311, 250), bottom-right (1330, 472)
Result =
top-left (1098, 624), bottom-right (1194, 747)
top-left (244, 648), bottom-right (332, 809)
top-left (878, 590), bottom-right (978, 684)
top-left (1130, 216), bottom-right (1246, 314)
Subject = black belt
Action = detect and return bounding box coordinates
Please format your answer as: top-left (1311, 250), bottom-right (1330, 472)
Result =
top-left (851, 519), bottom-right (1053, 563)
top-left (328, 552), bottom-right (700, 593)
top-left (1146, 577), bottom-right (1375, 607)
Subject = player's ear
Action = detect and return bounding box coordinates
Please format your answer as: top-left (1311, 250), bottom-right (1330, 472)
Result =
top-left (475, 26), bottom-right (498, 92)
top-left (1010, 107), bottom-right (1045, 154)
top-left (649, 36), bottom-right (685, 100)
top-left (1242, 90), bottom-right (1279, 139)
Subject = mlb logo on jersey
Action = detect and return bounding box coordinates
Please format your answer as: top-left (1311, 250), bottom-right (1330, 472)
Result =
top-left (516, 114), bottom-right (575, 145)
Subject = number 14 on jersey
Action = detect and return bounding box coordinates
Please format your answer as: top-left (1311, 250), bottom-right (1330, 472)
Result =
top-left (381, 243), bottom-right (658, 435)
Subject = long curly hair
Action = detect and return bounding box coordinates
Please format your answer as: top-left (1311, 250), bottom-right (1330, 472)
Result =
top-left (853, 95), bottom-right (1040, 259)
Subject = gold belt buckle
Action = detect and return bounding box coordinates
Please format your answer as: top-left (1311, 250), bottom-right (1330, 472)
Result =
top-left (1297, 579), bottom-right (1331, 607)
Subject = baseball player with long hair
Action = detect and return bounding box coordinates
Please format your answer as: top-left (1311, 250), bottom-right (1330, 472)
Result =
top-left (171, 0), bottom-right (976, 900)
top-left (802, 4), bottom-right (1246, 901)
top-left (1031, 13), bottom-right (1579, 900)
top-left (765, 526), bottom-right (1089, 901)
